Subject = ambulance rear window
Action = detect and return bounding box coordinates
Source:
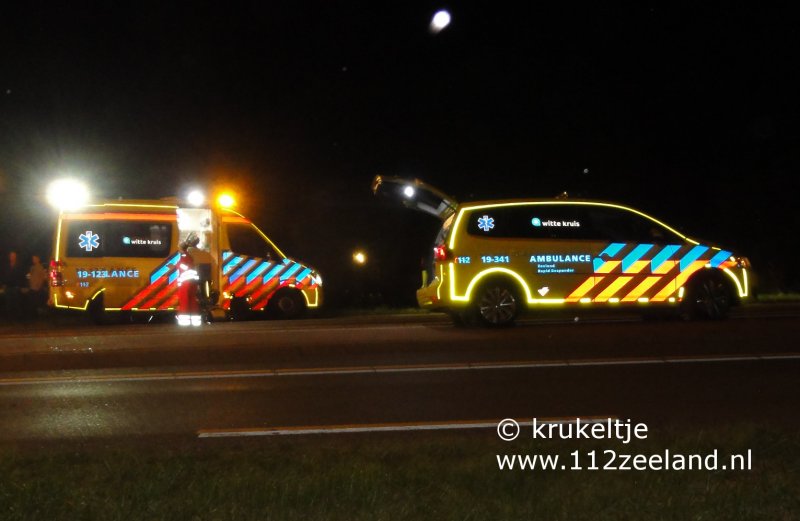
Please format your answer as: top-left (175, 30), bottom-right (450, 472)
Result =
top-left (66, 221), bottom-right (173, 258)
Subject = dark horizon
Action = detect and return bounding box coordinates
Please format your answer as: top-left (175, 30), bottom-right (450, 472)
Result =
top-left (2, 4), bottom-right (799, 301)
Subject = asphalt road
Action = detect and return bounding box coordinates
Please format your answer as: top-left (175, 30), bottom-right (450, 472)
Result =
top-left (0, 305), bottom-right (798, 443)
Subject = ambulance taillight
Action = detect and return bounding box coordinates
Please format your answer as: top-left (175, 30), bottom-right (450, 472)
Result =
top-left (433, 245), bottom-right (450, 262)
top-left (49, 260), bottom-right (64, 287)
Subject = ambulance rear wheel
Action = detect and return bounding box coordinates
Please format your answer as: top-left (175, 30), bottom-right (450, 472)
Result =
top-left (475, 280), bottom-right (520, 327)
top-left (269, 289), bottom-right (306, 320)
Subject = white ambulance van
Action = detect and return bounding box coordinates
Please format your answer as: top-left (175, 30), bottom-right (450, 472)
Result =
top-left (49, 198), bottom-right (322, 323)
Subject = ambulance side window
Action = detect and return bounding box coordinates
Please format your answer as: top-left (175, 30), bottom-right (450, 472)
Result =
top-left (585, 207), bottom-right (677, 243)
top-left (65, 221), bottom-right (172, 258)
top-left (226, 224), bottom-right (281, 260)
top-left (465, 206), bottom-right (589, 239)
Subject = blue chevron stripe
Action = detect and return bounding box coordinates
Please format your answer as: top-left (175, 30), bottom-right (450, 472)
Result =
top-left (246, 261), bottom-right (272, 284)
top-left (650, 245), bottom-right (681, 272)
top-left (262, 263), bottom-right (286, 283)
top-left (600, 243), bottom-right (626, 258)
top-left (223, 256), bottom-right (244, 275)
top-left (151, 253), bottom-right (181, 283)
top-left (679, 245), bottom-right (709, 272)
top-left (280, 262), bottom-right (302, 282)
top-left (229, 259), bottom-right (257, 283)
top-left (709, 250), bottom-right (732, 268)
top-left (621, 244), bottom-right (653, 272)
top-left (295, 268), bottom-right (312, 283)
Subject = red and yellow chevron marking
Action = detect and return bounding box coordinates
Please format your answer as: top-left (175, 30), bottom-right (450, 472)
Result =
top-left (565, 277), bottom-right (604, 302)
top-left (653, 260), bottom-right (677, 275)
top-left (562, 243), bottom-right (739, 305)
top-left (248, 278), bottom-right (283, 310)
top-left (220, 252), bottom-right (318, 311)
top-left (121, 254), bottom-right (181, 311)
top-left (138, 281), bottom-right (178, 310)
top-left (651, 260), bottom-right (707, 302)
top-left (594, 276), bottom-right (634, 302)
top-left (621, 276), bottom-right (662, 302)
top-left (122, 278), bottom-right (179, 310)
top-left (623, 260), bottom-right (650, 274)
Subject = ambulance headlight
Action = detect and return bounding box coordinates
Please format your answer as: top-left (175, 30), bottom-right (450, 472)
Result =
top-left (46, 179), bottom-right (90, 210)
top-left (311, 272), bottom-right (323, 286)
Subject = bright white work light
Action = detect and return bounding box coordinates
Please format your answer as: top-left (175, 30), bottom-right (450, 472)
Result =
top-left (403, 185), bottom-right (415, 198)
top-left (187, 189), bottom-right (205, 207)
top-left (46, 178), bottom-right (90, 210)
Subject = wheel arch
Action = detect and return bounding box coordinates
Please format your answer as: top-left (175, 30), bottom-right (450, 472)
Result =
top-left (685, 267), bottom-right (740, 306)
top-left (465, 268), bottom-right (532, 306)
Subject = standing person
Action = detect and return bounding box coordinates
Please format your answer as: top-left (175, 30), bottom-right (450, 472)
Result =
top-left (175, 236), bottom-right (202, 327)
top-left (186, 231), bottom-right (216, 320)
top-left (27, 254), bottom-right (48, 315)
top-left (1, 251), bottom-right (27, 319)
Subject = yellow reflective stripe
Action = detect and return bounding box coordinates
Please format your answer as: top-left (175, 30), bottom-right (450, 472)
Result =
top-left (652, 260), bottom-right (706, 301)
top-left (593, 276), bottom-right (633, 303)
top-left (653, 260), bottom-right (677, 275)
top-left (621, 276), bottom-right (661, 302)
top-left (624, 260), bottom-right (650, 274)
top-left (595, 260), bottom-right (621, 274)
top-left (565, 277), bottom-right (601, 302)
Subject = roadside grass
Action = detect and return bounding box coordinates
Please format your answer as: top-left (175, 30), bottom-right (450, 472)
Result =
top-left (756, 292), bottom-right (800, 302)
top-left (0, 423), bottom-right (797, 520)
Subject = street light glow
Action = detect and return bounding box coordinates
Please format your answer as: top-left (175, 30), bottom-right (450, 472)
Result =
top-left (353, 251), bottom-right (367, 265)
top-left (46, 178), bottom-right (89, 210)
top-left (430, 10), bottom-right (451, 33)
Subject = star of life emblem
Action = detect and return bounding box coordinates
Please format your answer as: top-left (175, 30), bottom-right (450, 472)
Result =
top-left (78, 230), bottom-right (100, 252)
top-left (477, 215), bottom-right (495, 232)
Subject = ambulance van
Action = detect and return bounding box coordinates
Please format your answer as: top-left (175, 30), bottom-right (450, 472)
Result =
top-left (49, 198), bottom-right (322, 322)
top-left (373, 176), bottom-right (751, 326)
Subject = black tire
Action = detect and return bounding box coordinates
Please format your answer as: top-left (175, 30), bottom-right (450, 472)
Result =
top-left (88, 294), bottom-right (119, 325)
top-left (474, 280), bottom-right (520, 327)
top-left (682, 272), bottom-right (732, 320)
top-left (268, 289), bottom-right (306, 319)
top-left (229, 297), bottom-right (251, 321)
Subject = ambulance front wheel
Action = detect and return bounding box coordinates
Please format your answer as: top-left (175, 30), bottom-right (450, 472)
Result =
top-left (268, 288), bottom-right (306, 320)
top-left (229, 297), bottom-right (251, 321)
top-left (681, 271), bottom-right (733, 321)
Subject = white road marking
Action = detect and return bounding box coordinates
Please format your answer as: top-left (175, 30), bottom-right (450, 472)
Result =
top-left (197, 416), bottom-right (618, 438)
top-left (0, 353), bottom-right (798, 387)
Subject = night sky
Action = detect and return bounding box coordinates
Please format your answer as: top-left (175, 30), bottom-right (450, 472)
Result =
top-left (2, 4), bottom-right (799, 304)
